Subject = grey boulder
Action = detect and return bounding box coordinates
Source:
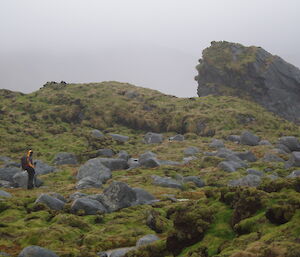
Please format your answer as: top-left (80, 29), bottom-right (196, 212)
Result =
top-left (228, 174), bottom-right (261, 187)
top-left (77, 158), bottom-right (112, 184)
top-left (278, 136), bottom-right (300, 152)
top-left (183, 156), bottom-right (197, 164)
top-left (109, 247), bottom-right (135, 257)
top-left (259, 140), bottom-right (272, 146)
top-left (69, 192), bottom-right (88, 200)
top-left (71, 198), bottom-right (107, 215)
top-left (151, 175), bottom-right (183, 189)
top-left (136, 234), bottom-right (160, 247)
top-left (0, 167), bottom-right (20, 182)
top-left (144, 132), bottom-right (163, 144)
top-left (35, 160), bottom-right (55, 175)
top-left (109, 133), bottom-right (129, 143)
top-left (98, 158), bottom-right (129, 171)
top-left (218, 161), bottom-right (243, 172)
top-left (133, 188), bottom-right (156, 205)
top-left (169, 134), bottom-right (185, 141)
top-left (53, 152), bottom-right (77, 165)
top-left (287, 170), bottom-right (300, 178)
top-left (139, 152), bottom-right (160, 168)
top-left (227, 135), bottom-right (240, 143)
top-left (183, 176), bottom-right (205, 187)
top-left (262, 153), bottom-right (285, 163)
top-left (97, 149), bottom-right (114, 158)
top-left (91, 129), bottom-right (104, 139)
top-left (0, 180), bottom-right (11, 188)
top-left (183, 146), bottom-right (200, 156)
top-left (240, 131), bottom-right (260, 146)
top-left (35, 194), bottom-right (65, 211)
top-left (117, 150), bottom-right (131, 161)
top-left (209, 139), bottom-right (225, 149)
top-left (128, 158), bottom-right (140, 169)
top-left (76, 176), bottom-right (102, 189)
top-left (235, 151), bottom-right (257, 162)
top-left (246, 169), bottom-right (264, 176)
top-left (18, 246), bottom-right (59, 257)
top-left (0, 190), bottom-right (12, 198)
top-left (101, 181), bottom-right (137, 212)
top-left (13, 171), bottom-right (43, 188)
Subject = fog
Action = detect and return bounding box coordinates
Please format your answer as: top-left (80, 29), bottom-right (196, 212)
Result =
top-left (0, 0), bottom-right (299, 97)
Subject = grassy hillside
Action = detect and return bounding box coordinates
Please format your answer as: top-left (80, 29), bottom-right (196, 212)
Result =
top-left (0, 81), bottom-right (300, 257)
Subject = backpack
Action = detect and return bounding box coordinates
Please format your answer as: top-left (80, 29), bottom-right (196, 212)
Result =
top-left (21, 155), bottom-right (27, 170)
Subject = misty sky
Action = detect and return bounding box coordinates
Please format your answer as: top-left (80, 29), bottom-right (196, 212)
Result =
top-left (1, 0), bottom-right (300, 97)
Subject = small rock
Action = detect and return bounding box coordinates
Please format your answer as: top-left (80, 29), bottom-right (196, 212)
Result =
top-left (259, 140), bottom-right (272, 146)
top-left (262, 153), bottom-right (285, 163)
top-left (91, 129), bottom-right (104, 139)
top-left (152, 175), bottom-right (183, 189)
top-left (0, 190), bottom-right (12, 198)
top-left (169, 134), bottom-right (185, 141)
top-left (278, 136), bottom-right (300, 152)
top-left (227, 135), bottom-right (240, 143)
top-left (35, 194), bottom-right (65, 211)
top-left (228, 174), bottom-right (261, 187)
top-left (133, 188), bottom-right (156, 205)
top-left (109, 134), bottom-right (129, 143)
top-left (209, 139), bottom-right (224, 149)
top-left (18, 246), bottom-right (59, 257)
top-left (136, 234), bottom-right (160, 247)
top-left (76, 176), bottom-right (102, 189)
top-left (71, 198), bottom-right (107, 215)
top-left (183, 146), bottom-right (200, 156)
top-left (183, 176), bottom-right (205, 187)
top-left (183, 156), bottom-right (197, 164)
top-left (235, 151), bottom-right (257, 162)
top-left (117, 150), bottom-right (130, 161)
top-left (246, 169), bottom-right (264, 176)
top-left (110, 247), bottom-right (136, 257)
top-left (98, 158), bottom-right (129, 171)
top-left (97, 149), bottom-right (114, 158)
top-left (53, 152), bottom-right (78, 165)
top-left (286, 170), bottom-right (300, 178)
top-left (144, 132), bottom-right (163, 144)
top-left (276, 144), bottom-right (291, 153)
top-left (139, 152), bottom-right (160, 168)
top-left (128, 158), bottom-right (140, 169)
top-left (69, 192), bottom-right (88, 200)
top-left (287, 152), bottom-right (300, 167)
top-left (218, 161), bottom-right (242, 172)
top-left (48, 192), bottom-right (66, 202)
top-left (35, 160), bottom-right (55, 175)
top-left (240, 131), bottom-right (260, 146)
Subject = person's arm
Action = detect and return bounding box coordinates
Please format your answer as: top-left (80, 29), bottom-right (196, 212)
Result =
top-left (26, 155), bottom-right (35, 168)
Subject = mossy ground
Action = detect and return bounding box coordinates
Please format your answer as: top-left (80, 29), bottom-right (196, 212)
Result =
top-left (0, 82), bottom-right (300, 256)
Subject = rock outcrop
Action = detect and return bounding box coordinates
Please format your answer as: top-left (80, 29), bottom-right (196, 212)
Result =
top-left (195, 41), bottom-right (300, 123)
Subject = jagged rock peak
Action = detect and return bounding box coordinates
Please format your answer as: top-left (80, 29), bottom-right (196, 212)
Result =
top-left (195, 41), bottom-right (300, 123)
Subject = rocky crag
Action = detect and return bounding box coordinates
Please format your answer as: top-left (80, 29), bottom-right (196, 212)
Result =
top-left (195, 41), bottom-right (300, 123)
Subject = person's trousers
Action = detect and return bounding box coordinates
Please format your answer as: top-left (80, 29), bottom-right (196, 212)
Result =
top-left (25, 167), bottom-right (35, 189)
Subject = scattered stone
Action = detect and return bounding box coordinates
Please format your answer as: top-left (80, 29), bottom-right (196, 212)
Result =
top-left (109, 134), bottom-right (129, 143)
top-left (139, 152), bottom-right (160, 168)
top-left (228, 174), bottom-right (261, 187)
top-left (183, 176), bottom-right (205, 187)
top-left (48, 192), bottom-right (66, 202)
top-left (35, 160), bottom-right (55, 175)
top-left (218, 161), bottom-right (242, 172)
top-left (76, 176), bottom-right (102, 189)
top-left (183, 147), bottom-right (200, 156)
top-left (133, 188), bottom-right (156, 205)
top-left (287, 152), bottom-right (300, 167)
top-left (259, 140), bottom-right (272, 146)
top-left (69, 192), bottom-right (88, 200)
top-left (117, 150), bottom-right (130, 161)
top-left (183, 156), bottom-right (197, 164)
top-left (0, 167), bottom-right (21, 183)
top-left (76, 158), bottom-right (112, 185)
top-left (286, 170), bottom-right (300, 178)
top-left (97, 149), bottom-right (114, 158)
top-left (0, 180), bottom-right (12, 188)
top-left (136, 234), bottom-right (160, 247)
top-left (12, 172), bottom-right (29, 189)
top-left (278, 136), bottom-right (300, 152)
top-left (109, 247), bottom-right (135, 257)
top-left (246, 169), bottom-right (264, 176)
top-left (98, 158), bottom-right (129, 171)
top-left (235, 151), bottom-right (257, 162)
top-left (276, 144), bottom-right (291, 154)
top-left (216, 148), bottom-right (235, 158)
top-left (227, 135), bottom-right (240, 143)
top-left (101, 181), bottom-right (137, 212)
top-left (35, 194), bottom-right (65, 211)
top-left (0, 190), bottom-right (12, 198)
top-left (91, 129), bottom-right (104, 139)
top-left (240, 131), bottom-right (260, 146)
top-left (209, 139), bottom-right (224, 149)
top-left (169, 134), bottom-right (185, 141)
top-left (225, 155), bottom-right (248, 168)
top-left (262, 153), bottom-right (285, 163)
top-left (151, 175), bottom-right (183, 189)
top-left (144, 132), bottom-right (163, 144)
top-left (128, 158), bottom-right (140, 169)
top-left (18, 246), bottom-right (59, 257)
top-left (71, 198), bottom-right (107, 215)
top-left (53, 152), bottom-right (78, 165)
top-left (158, 160), bottom-right (181, 166)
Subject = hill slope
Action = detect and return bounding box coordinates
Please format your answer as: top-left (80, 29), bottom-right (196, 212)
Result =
top-left (195, 41), bottom-right (300, 123)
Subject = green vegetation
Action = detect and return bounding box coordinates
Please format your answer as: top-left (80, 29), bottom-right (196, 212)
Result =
top-left (0, 82), bottom-right (300, 256)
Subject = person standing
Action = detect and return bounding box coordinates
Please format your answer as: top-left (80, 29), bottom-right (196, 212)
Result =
top-left (21, 150), bottom-right (35, 189)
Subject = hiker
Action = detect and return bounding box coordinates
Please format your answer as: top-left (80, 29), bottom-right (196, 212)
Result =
top-left (21, 150), bottom-right (35, 189)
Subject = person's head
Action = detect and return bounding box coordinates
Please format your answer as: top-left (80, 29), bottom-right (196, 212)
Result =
top-left (28, 150), bottom-right (33, 156)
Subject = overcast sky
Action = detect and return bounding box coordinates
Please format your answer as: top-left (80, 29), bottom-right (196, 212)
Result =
top-left (0, 0), bottom-right (300, 97)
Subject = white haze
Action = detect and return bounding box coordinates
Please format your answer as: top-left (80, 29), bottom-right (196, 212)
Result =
top-left (0, 0), bottom-right (299, 97)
